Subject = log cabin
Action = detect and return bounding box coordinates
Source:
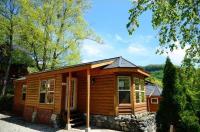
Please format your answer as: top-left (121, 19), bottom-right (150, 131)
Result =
top-left (146, 81), bottom-right (162, 112)
top-left (13, 56), bottom-right (150, 131)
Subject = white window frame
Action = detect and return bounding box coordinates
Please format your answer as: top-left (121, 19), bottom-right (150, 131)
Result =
top-left (134, 77), bottom-right (145, 104)
top-left (39, 79), bottom-right (55, 104)
top-left (140, 79), bottom-right (145, 103)
top-left (22, 84), bottom-right (27, 101)
top-left (117, 76), bottom-right (131, 104)
top-left (151, 98), bottom-right (158, 104)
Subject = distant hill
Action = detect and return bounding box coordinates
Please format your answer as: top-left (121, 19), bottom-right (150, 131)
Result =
top-left (143, 64), bottom-right (164, 87)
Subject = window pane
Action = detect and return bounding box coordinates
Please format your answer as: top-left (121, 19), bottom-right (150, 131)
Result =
top-left (118, 77), bottom-right (130, 90)
top-left (22, 85), bottom-right (26, 93)
top-left (136, 91), bottom-right (140, 103)
top-left (141, 92), bottom-right (145, 102)
top-left (49, 79), bottom-right (55, 91)
top-left (41, 80), bottom-right (47, 92)
top-left (134, 78), bottom-right (139, 90)
top-left (46, 92), bottom-right (54, 103)
top-left (140, 79), bottom-right (145, 91)
top-left (151, 98), bottom-right (158, 104)
top-left (40, 93), bottom-right (46, 103)
top-left (22, 93), bottom-right (26, 100)
top-left (119, 91), bottom-right (130, 103)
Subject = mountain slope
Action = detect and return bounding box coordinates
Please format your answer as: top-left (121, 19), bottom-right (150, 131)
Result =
top-left (143, 64), bottom-right (164, 87)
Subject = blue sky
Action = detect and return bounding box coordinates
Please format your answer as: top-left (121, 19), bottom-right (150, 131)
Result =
top-left (80, 0), bottom-right (185, 66)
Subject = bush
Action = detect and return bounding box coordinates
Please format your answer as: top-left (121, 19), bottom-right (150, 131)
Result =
top-left (0, 94), bottom-right (14, 112)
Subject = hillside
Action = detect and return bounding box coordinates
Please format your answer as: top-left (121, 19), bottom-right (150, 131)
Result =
top-left (143, 64), bottom-right (164, 87)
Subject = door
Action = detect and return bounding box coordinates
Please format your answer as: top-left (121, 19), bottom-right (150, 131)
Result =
top-left (65, 78), bottom-right (77, 111)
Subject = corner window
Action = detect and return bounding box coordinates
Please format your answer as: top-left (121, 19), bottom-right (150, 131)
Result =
top-left (134, 78), bottom-right (145, 103)
top-left (40, 79), bottom-right (55, 104)
top-left (22, 84), bottom-right (27, 101)
top-left (151, 98), bottom-right (158, 104)
top-left (118, 76), bottom-right (131, 104)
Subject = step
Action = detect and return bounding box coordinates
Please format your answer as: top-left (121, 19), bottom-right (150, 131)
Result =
top-left (71, 121), bottom-right (85, 128)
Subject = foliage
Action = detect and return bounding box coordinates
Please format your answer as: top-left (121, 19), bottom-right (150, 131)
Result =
top-left (176, 59), bottom-right (200, 131)
top-left (143, 64), bottom-right (164, 87)
top-left (127, 0), bottom-right (200, 63)
top-left (18, 0), bottom-right (100, 71)
top-left (0, 94), bottom-right (14, 112)
top-left (156, 57), bottom-right (182, 132)
top-left (0, 0), bottom-right (22, 96)
top-left (143, 64), bottom-right (164, 72)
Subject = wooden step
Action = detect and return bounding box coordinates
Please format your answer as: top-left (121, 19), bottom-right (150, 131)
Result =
top-left (71, 121), bottom-right (85, 127)
top-left (61, 110), bottom-right (86, 128)
top-left (118, 104), bottom-right (132, 114)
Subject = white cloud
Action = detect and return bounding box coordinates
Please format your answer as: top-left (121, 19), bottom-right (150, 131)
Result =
top-left (81, 39), bottom-right (114, 63)
top-left (127, 44), bottom-right (148, 55)
top-left (161, 41), bottom-right (189, 65)
top-left (164, 48), bottom-right (187, 65)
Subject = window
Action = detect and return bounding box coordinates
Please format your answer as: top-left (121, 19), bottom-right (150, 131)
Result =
top-left (151, 98), bottom-right (158, 104)
top-left (118, 76), bottom-right (131, 104)
top-left (22, 84), bottom-right (27, 101)
top-left (134, 78), bottom-right (145, 103)
top-left (39, 79), bottom-right (55, 104)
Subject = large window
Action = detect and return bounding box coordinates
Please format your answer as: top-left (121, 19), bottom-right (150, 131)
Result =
top-left (134, 78), bottom-right (145, 103)
top-left (118, 76), bottom-right (131, 104)
top-left (40, 79), bottom-right (55, 104)
top-left (22, 84), bottom-right (27, 101)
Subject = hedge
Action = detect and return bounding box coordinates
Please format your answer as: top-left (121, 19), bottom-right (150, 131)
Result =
top-left (0, 94), bottom-right (14, 112)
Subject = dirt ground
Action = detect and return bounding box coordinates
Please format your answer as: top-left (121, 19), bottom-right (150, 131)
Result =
top-left (0, 113), bottom-right (119, 132)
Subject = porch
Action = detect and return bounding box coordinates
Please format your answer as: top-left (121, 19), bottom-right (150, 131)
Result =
top-left (60, 69), bottom-right (91, 131)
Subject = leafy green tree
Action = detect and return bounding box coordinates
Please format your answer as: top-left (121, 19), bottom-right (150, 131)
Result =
top-left (0, 0), bottom-right (19, 96)
top-left (176, 59), bottom-right (200, 131)
top-left (18, 0), bottom-right (100, 71)
top-left (127, 0), bottom-right (200, 63)
top-left (156, 57), bottom-right (182, 131)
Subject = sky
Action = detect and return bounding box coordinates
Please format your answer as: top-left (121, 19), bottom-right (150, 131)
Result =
top-left (80, 0), bottom-right (186, 66)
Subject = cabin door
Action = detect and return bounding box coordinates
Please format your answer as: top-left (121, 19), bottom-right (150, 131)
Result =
top-left (65, 78), bottom-right (77, 111)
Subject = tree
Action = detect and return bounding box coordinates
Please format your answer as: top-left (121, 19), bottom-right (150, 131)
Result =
top-left (176, 59), bottom-right (200, 131)
top-left (18, 0), bottom-right (100, 71)
top-left (156, 57), bottom-right (182, 132)
top-left (127, 0), bottom-right (200, 63)
top-left (0, 0), bottom-right (19, 96)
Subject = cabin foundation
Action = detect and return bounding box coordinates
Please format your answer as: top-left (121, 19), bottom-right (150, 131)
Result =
top-left (90, 113), bottom-right (156, 132)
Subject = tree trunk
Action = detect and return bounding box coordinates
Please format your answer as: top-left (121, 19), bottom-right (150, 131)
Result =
top-left (1, 57), bottom-right (12, 96)
top-left (2, 18), bottom-right (13, 96)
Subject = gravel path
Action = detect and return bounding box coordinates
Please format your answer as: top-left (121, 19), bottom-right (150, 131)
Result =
top-left (0, 113), bottom-right (119, 132)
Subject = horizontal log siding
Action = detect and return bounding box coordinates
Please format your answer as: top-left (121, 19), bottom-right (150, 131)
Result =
top-left (77, 72), bottom-right (115, 115)
top-left (77, 71), bottom-right (87, 113)
top-left (25, 74), bottom-right (62, 113)
top-left (13, 81), bottom-right (26, 115)
top-left (26, 77), bottom-right (39, 107)
top-left (134, 103), bottom-right (147, 113)
top-left (54, 74), bottom-right (62, 113)
top-left (90, 75), bottom-right (115, 115)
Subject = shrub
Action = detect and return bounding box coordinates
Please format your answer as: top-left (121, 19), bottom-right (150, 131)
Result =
top-left (0, 94), bottom-right (14, 112)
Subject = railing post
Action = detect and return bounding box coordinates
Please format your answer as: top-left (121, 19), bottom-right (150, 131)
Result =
top-left (85, 69), bottom-right (91, 132)
top-left (66, 72), bottom-right (71, 130)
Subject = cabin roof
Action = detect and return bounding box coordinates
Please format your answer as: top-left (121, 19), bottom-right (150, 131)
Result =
top-left (19, 56), bottom-right (149, 77)
top-left (146, 82), bottom-right (162, 96)
top-left (103, 56), bottom-right (137, 69)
